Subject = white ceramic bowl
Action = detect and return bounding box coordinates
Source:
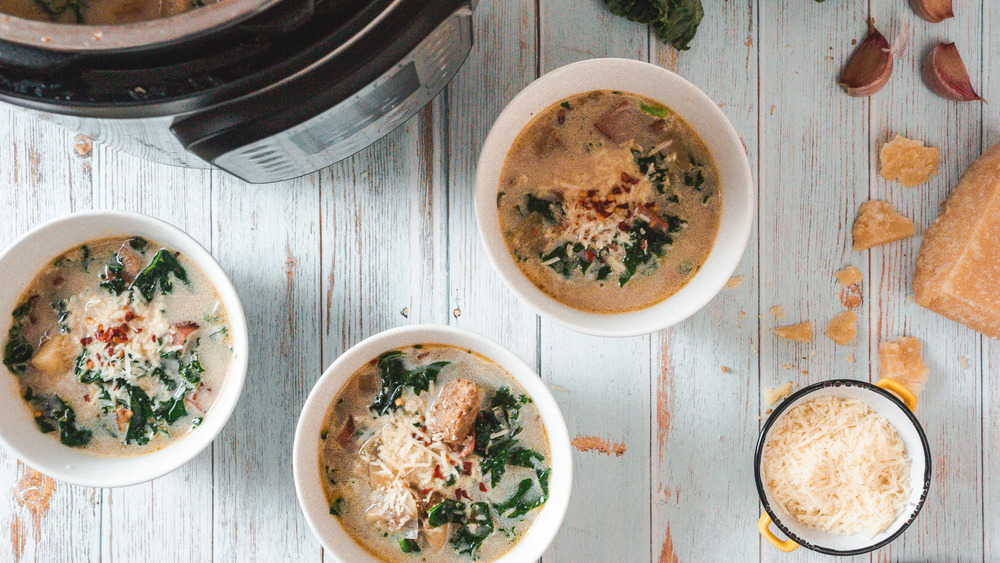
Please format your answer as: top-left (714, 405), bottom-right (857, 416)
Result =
top-left (293, 324), bottom-right (573, 563)
top-left (754, 379), bottom-right (932, 555)
top-left (0, 210), bottom-right (249, 487)
top-left (475, 57), bottom-right (754, 337)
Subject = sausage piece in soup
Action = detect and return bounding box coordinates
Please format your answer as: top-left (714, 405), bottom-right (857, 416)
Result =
top-left (2, 237), bottom-right (233, 456)
top-left (497, 90), bottom-right (722, 313)
top-left (318, 345), bottom-right (551, 562)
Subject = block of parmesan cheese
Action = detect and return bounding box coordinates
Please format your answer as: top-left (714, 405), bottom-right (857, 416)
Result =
top-left (914, 141), bottom-right (1000, 338)
top-left (852, 201), bottom-right (915, 251)
top-left (878, 337), bottom-right (928, 394)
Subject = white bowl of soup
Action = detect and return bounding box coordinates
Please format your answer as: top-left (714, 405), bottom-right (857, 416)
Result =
top-left (293, 325), bottom-right (572, 563)
top-left (0, 210), bottom-right (248, 487)
top-left (475, 58), bottom-right (754, 336)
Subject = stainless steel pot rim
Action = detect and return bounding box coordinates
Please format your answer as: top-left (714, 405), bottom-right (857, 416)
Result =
top-left (752, 379), bottom-right (933, 556)
top-left (0, 0), bottom-right (279, 52)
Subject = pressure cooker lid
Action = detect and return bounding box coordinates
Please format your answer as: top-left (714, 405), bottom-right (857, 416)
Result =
top-left (0, 0), bottom-right (282, 52)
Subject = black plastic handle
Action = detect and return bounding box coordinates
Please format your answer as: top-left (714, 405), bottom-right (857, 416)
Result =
top-left (170, 0), bottom-right (464, 164)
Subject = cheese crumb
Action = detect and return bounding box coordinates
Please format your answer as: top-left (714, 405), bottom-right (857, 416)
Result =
top-left (879, 336), bottom-right (929, 394)
top-left (853, 200), bottom-right (916, 251)
top-left (846, 352), bottom-right (856, 364)
top-left (834, 265), bottom-right (863, 286)
top-left (764, 382), bottom-right (794, 406)
top-left (772, 322), bottom-right (813, 342)
top-left (721, 366), bottom-right (731, 373)
top-left (769, 305), bottom-right (786, 319)
top-left (725, 276), bottom-right (746, 289)
top-left (880, 135), bottom-right (940, 187)
top-left (958, 356), bottom-right (969, 370)
top-left (780, 363), bottom-right (793, 370)
top-left (825, 311), bottom-right (858, 345)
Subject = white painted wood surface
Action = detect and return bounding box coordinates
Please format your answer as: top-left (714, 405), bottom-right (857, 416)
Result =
top-left (1, 1), bottom-right (999, 561)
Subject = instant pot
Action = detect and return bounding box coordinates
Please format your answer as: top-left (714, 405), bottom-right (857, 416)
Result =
top-left (0, 0), bottom-right (474, 183)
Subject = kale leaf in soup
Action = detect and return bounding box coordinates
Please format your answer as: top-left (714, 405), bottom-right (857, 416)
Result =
top-left (497, 89), bottom-right (722, 314)
top-left (318, 345), bottom-right (552, 562)
top-left (2, 236), bottom-right (234, 456)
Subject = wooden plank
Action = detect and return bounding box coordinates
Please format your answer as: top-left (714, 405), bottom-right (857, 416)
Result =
top-left (446, 3), bottom-right (539, 359)
top-left (535, 3), bottom-right (651, 562)
top-left (978, 1), bottom-right (998, 560)
top-left (318, 96), bottom-right (448, 563)
top-left (93, 149), bottom-right (215, 563)
top-left (0, 108), bottom-right (100, 563)
top-left (757, 1), bottom-right (871, 562)
top-left (649, 1), bottom-right (761, 561)
top-left (210, 171), bottom-right (322, 562)
top-left (320, 101), bottom-right (448, 355)
top-left (868, 2), bottom-right (983, 560)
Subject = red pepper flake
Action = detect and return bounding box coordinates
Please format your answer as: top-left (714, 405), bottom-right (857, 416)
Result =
top-left (622, 184), bottom-right (632, 193)
top-left (455, 488), bottom-right (471, 502)
top-left (557, 109), bottom-right (566, 125)
top-left (433, 465), bottom-right (444, 480)
top-left (611, 186), bottom-right (623, 195)
top-left (640, 239), bottom-right (648, 251)
top-left (621, 172), bottom-right (639, 185)
top-left (124, 311), bottom-right (136, 322)
top-left (462, 461), bottom-right (473, 475)
top-left (585, 249), bottom-right (596, 263)
top-left (80, 337), bottom-right (93, 346)
top-left (478, 483), bottom-right (488, 493)
top-left (617, 222), bottom-right (629, 232)
top-left (421, 488), bottom-right (433, 496)
top-left (83, 394), bottom-right (90, 402)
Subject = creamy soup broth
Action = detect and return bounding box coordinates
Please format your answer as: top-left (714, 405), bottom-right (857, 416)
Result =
top-left (2, 237), bottom-right (232, 456)
top-left (498, 90), bottom-right (722, 313)
top-left (319, 345), bottom-right (551, 562)
top-left (0, 0), bottom-right (217, 25)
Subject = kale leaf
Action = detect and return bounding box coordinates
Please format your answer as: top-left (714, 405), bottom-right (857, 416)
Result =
top-left (450, 502), bottom-right (493, 557)
top-left (398, 538), bottom-right (420, 554)
top-left (369, 351), bottom-right (449, 416)
top-left (178, 352), bottom-right (205, 385)
top-left (99, 254), bottom-right (129, 296)
top-left (524, 194), bottom-right (561, 223)
top-left (618, 219), bottom-right (674, 286)
top-left (427, 499), bottom-right (466, 528)
top-left (4, 299), bottom-right (35, 374)
top-left (493, 478), bottom-right (548, 519)
top-left (603, 0), bottom-right (704, 51)
top-left (29, 393), bottom-right (92, 447)
top-left (474, 388), bottom-right (534, 487)
top-left (123, 383), bottom-right (155, 446)
top-left (132, 250), bottom-right (190, 302)
top-left (3, 328), bottom-right (33, 374)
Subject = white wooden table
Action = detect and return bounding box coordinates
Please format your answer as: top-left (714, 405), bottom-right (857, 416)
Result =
top-left (2, 1), bottom-right (998, 561)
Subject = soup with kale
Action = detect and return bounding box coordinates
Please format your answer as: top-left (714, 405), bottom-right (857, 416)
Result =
top-left (497, 90), bottom-right (722, 313)
top-left (0, 0), bottom-right (218, 25)
top-left (2, 237), bottom-right (233, 455)
top-left (319, 345), bottom-right (551, 562)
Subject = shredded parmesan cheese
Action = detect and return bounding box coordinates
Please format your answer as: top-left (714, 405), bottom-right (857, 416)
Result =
top-left (360, 387), bottom-right (482, 532)
top-left (763, 396), bottom-right (911, 537)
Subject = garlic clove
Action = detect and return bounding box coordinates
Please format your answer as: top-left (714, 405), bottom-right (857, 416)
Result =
top-left (922, 42), bottom-right (985, 102)
top-left (839, 21), bottom-right (894, 98)
top-left (909, 0), bottom-right (954, 23)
